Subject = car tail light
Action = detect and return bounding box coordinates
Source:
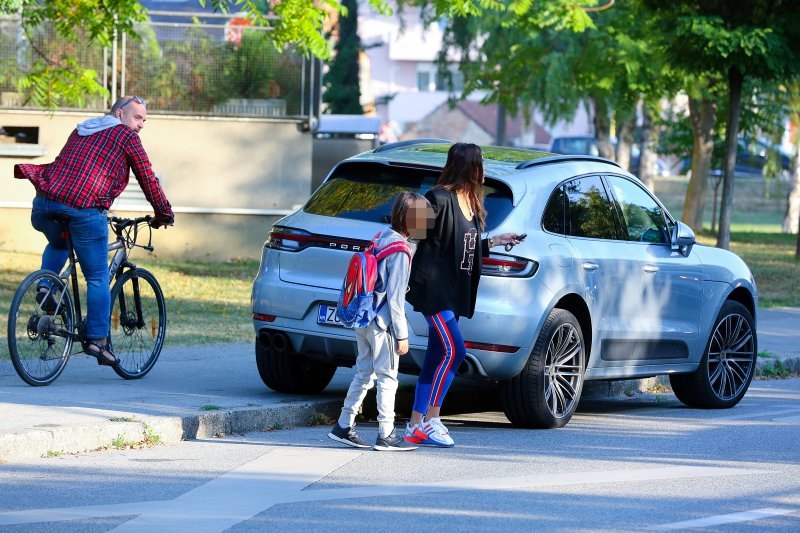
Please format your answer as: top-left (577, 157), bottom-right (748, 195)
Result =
top-left (464, 341), bottom-right (520, 353)
top-left (481, 253), bottom-right (538, 277)
top-left (265, 226), bottom-right (371, 253)
top-left (265, 226), bottom-right (314, 252)
top-left (253, 313), bottom-right (276, 322)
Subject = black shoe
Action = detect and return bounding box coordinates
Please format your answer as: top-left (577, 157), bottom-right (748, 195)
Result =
top-left (35, 289), bottom-right (57, 314)
top-left (328, 424), bottom-right (370, 448)
top-left (374, 429), bottom-right (418, 451)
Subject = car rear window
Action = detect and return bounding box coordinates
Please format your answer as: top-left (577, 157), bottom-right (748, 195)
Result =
top-left (304, 162), bottom-right (514, 231)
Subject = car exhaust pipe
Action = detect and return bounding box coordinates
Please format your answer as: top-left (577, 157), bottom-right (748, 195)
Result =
top-left (258, 331), bottom-right (273, 350)
top-left (457, 357), bottom-right (477, 377)
top-left (271, 331), bottom-right (290, 354)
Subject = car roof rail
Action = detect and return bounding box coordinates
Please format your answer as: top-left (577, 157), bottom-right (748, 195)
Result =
top-left (515, 155), bottom-right (621, 170)
top-left (373, 138), bottom-right (452, 153)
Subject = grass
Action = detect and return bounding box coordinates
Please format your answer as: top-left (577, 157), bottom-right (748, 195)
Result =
top-left (200, 404), bottom-right (223, 411)
top-left (758, 360), bottom-right (793, 379)
top-left (0, 251), bottom-right (256, 358)
top-left (653, 175), bottom-right (800, 308)
top-left (111, 435), bottom-right (135, 450)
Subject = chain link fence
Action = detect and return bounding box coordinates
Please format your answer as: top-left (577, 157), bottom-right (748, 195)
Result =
top-left (0, 12), bottom-right (312, 118)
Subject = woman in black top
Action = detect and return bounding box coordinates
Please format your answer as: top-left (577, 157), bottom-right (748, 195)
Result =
top-left (403, 142), bottom-right (524, 447)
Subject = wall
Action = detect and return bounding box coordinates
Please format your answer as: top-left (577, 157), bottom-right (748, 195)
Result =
top-left (0, 110), bottom-right (312, 260)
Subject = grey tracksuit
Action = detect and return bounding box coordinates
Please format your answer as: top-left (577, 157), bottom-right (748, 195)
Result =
top-left (338, 228), bottom-right (415, 437)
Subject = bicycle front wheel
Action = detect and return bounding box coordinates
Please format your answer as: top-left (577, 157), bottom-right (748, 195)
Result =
top-left (7, 270), bottom-right (75, 386)
top-left (109, 268), bottom-right (166, 379)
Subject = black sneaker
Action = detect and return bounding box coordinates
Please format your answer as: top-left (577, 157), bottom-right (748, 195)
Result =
top-left (374, 429), bottom-right (418, 451)
top-left (327, 424), bottom-right (371, 448)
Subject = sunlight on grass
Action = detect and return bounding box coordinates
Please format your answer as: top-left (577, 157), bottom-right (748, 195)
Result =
top-left (0, 250), bottom-right (256, 358)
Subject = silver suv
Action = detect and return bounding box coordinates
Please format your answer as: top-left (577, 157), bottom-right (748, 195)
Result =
top-left (251, 140), bottom-right (758, 428)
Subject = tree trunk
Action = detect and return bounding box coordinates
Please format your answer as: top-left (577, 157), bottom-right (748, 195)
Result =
top-left (716, 66), bottom-right (744, 250)
top-left (591, 96), bottom-right (615, 160)
top-left (496, 103), bottom-right (507, 146)
top-left (682, 97), bottom-right (717, 232)
top-left (782, 133), bottom-right (800, 233)
top-left (796, 209), bottom-right (800, 258)
top-left (639, 105), bottom-right (659, 191)
top-left (616, 113), bottom-right (635, 173)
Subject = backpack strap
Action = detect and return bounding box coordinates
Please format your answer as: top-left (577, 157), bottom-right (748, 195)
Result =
top-left (375, 240), bottom-right (412, 264)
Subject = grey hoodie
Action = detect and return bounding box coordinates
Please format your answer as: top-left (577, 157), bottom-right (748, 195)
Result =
top-left (76, 115), bottom-right (123, 136)
top-left (372, 227), bottom-right (416, 340)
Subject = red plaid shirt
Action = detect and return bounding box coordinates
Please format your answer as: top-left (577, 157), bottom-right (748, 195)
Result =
top-left (14, 125), bottom-right (173, 218)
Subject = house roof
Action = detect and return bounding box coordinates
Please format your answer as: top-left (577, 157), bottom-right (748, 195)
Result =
top-left (456, 101), bottom-right (551, 145)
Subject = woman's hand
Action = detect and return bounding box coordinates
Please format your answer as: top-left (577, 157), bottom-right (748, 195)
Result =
top-left (491, 232), bottom-right (526, 247)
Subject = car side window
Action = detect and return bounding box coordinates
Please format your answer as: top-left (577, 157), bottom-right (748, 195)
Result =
top-left (606, 176), bottom-right (669, 244)
top-left (542, 185), bottom-right (566, 235)
top-left (565, 176), bottom-right (620, 240)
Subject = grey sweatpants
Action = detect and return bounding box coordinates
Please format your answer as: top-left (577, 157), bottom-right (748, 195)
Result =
top-left (338, 321), bottom-right (400, 438)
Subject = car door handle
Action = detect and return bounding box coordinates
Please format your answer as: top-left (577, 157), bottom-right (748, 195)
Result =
top-left (582, 262), bottom-right (599, 271)
top-left (643, 265), bottom-right (660, 273)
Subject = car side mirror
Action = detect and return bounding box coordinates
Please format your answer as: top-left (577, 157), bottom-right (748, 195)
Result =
top-left (671, 221), bottom-right (696, 256)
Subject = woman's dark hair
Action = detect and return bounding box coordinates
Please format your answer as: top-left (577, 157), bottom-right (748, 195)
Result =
top-left (436, 142), bottom-right (486, 229)
top-left (391, 191), bottom-right (427, 236)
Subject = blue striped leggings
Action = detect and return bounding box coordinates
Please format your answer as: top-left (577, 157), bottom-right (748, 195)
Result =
top-left (412, 310), bottom-right (467, 414)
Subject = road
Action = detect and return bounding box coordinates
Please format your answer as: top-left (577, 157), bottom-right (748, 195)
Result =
top-left (0, 378), bottom-right (798, 532)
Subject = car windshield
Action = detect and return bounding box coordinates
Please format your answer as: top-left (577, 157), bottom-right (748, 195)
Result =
top-left (304, 162), bottom-right (514, 231)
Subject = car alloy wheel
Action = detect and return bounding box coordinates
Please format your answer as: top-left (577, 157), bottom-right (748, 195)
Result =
top-left (707, 312), bottom-right (755, 401)
top-left (544, 323), bottom-right (583, 419)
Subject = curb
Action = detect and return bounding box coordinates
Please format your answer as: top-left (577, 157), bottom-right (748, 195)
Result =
top-left (0, 399), bottom-right (341, 463)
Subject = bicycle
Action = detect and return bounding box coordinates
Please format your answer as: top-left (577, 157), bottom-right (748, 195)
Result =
top-left (7, 215), bottom-right (167, 386)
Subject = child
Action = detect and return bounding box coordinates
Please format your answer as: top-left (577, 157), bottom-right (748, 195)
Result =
top-left (328, 191), bottom-right (432, 451)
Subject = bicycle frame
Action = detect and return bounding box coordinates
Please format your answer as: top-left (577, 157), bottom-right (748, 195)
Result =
top-left (54, 219), bottom-right (148, 343)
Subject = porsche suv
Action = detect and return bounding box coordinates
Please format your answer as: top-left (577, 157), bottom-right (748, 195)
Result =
top-left (251, 140), bottom-right (758, 428)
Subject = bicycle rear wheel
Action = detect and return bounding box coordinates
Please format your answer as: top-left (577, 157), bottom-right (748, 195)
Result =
top-left (109, 268), bottom-right (166, 379)
top-left (7, 270), bottom-right (75, 386)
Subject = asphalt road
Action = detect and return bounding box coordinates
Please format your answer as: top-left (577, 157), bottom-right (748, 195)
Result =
top-left (0, 378), bottom-right (798, 532)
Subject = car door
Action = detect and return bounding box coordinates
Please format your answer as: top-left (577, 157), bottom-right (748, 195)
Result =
top-left (604, 175), bottom-right (704, 361)
top-left (563, 175), bottom-right (642, 363)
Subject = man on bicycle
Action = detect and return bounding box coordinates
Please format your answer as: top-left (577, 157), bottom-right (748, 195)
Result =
top-left (13, 95), bottom-right (174, 367)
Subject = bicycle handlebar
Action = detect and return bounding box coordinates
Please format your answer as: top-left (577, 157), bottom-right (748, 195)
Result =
top-left (108, 216), bottom-right (155, 252)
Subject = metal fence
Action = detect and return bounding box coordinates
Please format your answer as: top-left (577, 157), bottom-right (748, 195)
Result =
top-left (0, 11), bottom-right (316, 119)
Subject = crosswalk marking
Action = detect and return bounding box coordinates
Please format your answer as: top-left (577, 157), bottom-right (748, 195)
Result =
top-left (651, 507), bottom-right (797, 530)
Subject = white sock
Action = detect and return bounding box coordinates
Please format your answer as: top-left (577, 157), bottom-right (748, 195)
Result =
top-left (379, 424), bottom-right (393, 438)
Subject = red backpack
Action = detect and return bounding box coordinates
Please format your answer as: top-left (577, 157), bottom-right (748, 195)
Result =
top-left (336, 232), bottom-right (412, 329)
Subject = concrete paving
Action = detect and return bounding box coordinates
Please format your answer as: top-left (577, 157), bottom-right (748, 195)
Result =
top-left (0, 308), bottom-right (797, 463)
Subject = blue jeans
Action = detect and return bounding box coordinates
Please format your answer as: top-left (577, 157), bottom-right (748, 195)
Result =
top-left (31, 196), bottom-right (110, 339)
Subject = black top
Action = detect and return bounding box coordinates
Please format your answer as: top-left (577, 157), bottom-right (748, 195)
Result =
top-left (407, 188), bottom-right (490, 318)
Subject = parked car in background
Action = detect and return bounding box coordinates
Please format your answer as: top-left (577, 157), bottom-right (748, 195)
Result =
top-left (251, 140), bottom-right (759, 428)
top-left (682, 137), bottom-right (792, 178)
top-left (549, 135), bottom-right (672, 176)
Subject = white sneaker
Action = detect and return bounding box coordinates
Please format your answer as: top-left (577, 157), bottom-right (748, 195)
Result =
top-left (421, 417), bottom-right (455, 447)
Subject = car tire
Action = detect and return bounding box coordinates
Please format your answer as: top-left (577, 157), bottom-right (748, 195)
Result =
top-left (501, 308), bottom-right (586, 429)
top-left (669, 300), bottom-right (757, 409)
top-left (255, 334), bottom-right (336, 394)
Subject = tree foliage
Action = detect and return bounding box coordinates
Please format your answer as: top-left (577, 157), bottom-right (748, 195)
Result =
top-left (322, 0), bottom-right (362, 114)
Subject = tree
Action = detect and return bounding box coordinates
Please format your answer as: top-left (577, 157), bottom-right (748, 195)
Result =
top-left (434, 0), bottom-right (665, 175)
top-left (0, 0), bottom-right (391, 108)
top-left (643, 0), bottom-right (800, 249)
top-left (322, 0), bottom-right (362, 114)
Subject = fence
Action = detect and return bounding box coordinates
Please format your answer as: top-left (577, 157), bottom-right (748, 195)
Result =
top-left (0, 11), bottom-right (318, 119)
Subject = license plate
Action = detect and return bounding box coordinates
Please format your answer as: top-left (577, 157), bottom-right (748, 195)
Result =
top-left (317, 304), bottom-right (344, 327)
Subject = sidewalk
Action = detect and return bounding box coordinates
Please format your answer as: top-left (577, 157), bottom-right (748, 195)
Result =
top-left (1, 308), bottom-right (797, 462)
top-left (0, 343), bottom-right (358, 462)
